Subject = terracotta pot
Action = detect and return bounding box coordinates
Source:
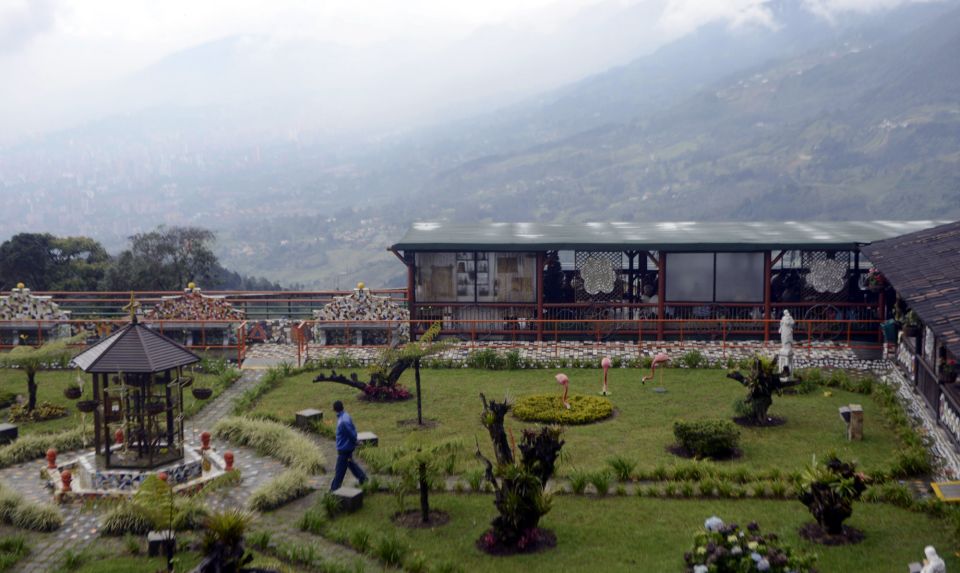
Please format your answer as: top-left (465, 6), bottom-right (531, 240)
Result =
top-left (76, 400), bottom-right (98, 413)
top-left (192, 387), bottom-right (213, 400)
top-left (46, 448), bottom-right (57, 469)
top-left (63, 387), bottom-right (82, 400)
top-left (144, 401), bottom-right (165, 416)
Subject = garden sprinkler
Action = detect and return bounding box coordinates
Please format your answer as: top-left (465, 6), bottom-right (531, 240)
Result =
top-left (642, 353), bottom-right (670, 385)
top-left (555, 373), bottom-right (571, 410)
top-left (600, 356), bottom-right (612, 396)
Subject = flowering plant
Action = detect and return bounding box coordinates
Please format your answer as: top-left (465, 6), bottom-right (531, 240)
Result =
top-left (684, 517), bottom-right (816, 572)
top-left (361, 383), bottom-right (411, 401)
top-left (864, 268), bottom-right (886, 290)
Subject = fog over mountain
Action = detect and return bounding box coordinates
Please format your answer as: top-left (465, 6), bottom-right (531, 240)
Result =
top-left (0, 0), bottom-right (956, 289)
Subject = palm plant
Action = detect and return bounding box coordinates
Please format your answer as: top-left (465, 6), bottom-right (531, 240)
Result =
top-left (797, 455), bottom-right (869, 536)
top-left (201, 509), bottom-right (255, 573)
top-left (0, 336), bottom-right (81, 411)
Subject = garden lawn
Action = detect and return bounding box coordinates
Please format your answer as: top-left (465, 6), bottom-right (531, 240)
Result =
top-left (327, 493), bottom-right (959, 573)
top-left (251, 368), bottom-right (903, 475)
top-left (0, 369), bottom-right (229, 436)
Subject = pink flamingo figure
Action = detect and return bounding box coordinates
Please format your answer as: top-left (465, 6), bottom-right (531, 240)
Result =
top-left (555, 373), bottom-right (571, 409)
top-left (642, 353), bottom-right (670, 384)
top-left (600, 357), bottom-right (612, 396)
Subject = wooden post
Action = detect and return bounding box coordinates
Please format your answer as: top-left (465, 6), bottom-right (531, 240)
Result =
top-left (406, 253), bottom-right (417, 341)
top-left (164, 370), bottom-right (174, 450)
top-left (657, 253), bottom-right (666, 341)
top-left (536, 251), bottom-right (545, 342)
top-left (763, 251), bottom-right (772, 343)
top-left (93, 373), bottom-right (102, 457)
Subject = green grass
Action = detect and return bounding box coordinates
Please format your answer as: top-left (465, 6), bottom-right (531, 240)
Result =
top-left (253, 368), bottom-right (903, 475)
top-left (70, 553), bottom-right (201, 573)
top-left (327, 493), bottom-right (959, 573)
top-left (0, 368), bottom-right (229, 435)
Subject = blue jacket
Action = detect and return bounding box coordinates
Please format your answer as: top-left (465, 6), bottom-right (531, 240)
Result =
top-left (335, 411), bottom-right (358, 452)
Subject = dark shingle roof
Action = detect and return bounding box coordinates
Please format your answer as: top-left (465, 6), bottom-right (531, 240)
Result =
top-left (71, 321), bottom-right (201, 373)
top-left (864, 220), bottom-right (960, 359)
top-left (392, 221), bottom-right (946, 252)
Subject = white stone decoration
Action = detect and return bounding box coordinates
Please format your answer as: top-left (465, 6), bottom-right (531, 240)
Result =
top-left (312, 285), bottom-right (410, 345)
top-left (807, 259), bottom-right (847, 293)
top-left (0, 286), bottom-right (70, 320)
top-left (580, 256), bottom-right (616, 295)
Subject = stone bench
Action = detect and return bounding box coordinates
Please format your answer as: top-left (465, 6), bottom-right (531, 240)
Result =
top-left (0, 423), bottom-right (17, 445)
top-left (295, 409), bottom-right (323, 431)
top-left (331, 486), bottom-right (364, 513)
top-left (357, 431), bottom-right (378, 448)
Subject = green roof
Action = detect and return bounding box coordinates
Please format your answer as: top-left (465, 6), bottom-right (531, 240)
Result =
top-left (392, 221), bottom-right (949, 252)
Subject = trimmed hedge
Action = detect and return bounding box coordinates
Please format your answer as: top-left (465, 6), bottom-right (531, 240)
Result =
top-left (0, 426), bottom-right (87, 469)
top-left (513, 394), bottom-right (613, 425)
top-left (248, 469), bottom-right (313, 512)
top-left (213, 416), bottom-right (325, 474)
top-left (673, 420), bottom-right (740, 459)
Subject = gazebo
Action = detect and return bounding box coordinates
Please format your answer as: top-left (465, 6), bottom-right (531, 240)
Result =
top-left (71, 315), bottom-right (201, 470)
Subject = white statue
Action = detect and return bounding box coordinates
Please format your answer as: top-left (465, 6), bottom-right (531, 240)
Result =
top-left (779, 310), bottom-right (795, 347)
top-left (778, 310), bottom-right (795, 377)
top-left (921, 546), bottom-right (946, 573)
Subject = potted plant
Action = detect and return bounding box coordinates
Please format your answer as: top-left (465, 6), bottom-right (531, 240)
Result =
top-left (192, 387), bottom-right (213, 400)
top-left (902, 310), bottom-right (921, 338)
top-left (864, 268), bottom-right (886, 293)
top-left (76, 399), bottom-right (98, 413)
top-left (64, 375), bottom-right (83, 400)
top-left (940, 359), bottom-right (958, 384)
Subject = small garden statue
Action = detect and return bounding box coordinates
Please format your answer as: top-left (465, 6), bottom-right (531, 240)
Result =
top-left (798, 454), bottom-right (869, 542)
top-left (642, 352), bottom-right (669, 384)
top-left (916, 546), bottom-right (946, 573)
top-left (555, 373), bottom-right (571, 409)
top-left (778, 310), bottom-right (795, 376)
top-left (475, 394), bottom-right (564, 554)
top-left (600, 356), bottom-right (612, 396)
top-left (727, 355), bottom-right (797, 426)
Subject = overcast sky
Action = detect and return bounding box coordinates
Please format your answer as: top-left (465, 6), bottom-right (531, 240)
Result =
top-left (0, 0), bottom-right (937, 141)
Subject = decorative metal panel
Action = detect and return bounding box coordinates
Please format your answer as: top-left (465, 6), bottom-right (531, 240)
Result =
top-left (574, 252), bottom-right (623, 302)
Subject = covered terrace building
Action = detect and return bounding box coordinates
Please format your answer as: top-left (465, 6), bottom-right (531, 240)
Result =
top-left (391, 221), bottom-right (943, 343)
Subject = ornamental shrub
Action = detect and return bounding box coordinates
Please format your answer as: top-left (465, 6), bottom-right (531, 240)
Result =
top-left (684, 518), bottom-right (816, 573)
top-left (673, 420), bottom-right (740, 459)
top-left (513, 394), bottom-right (613, 425)
top-left (680, 350), bottom-right (707, 369)
top-left (466, 349), bottom-right (506, 370)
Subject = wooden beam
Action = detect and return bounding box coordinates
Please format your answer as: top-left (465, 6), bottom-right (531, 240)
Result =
top-left (387, 247), bottom-right (406, 264)
top-left (536, 251), bottom-right (545, 342)
top-left (764, 251), bottom-right (772, 343)
top-left (657, 253), bottom-right (666, 341)
top-left (771, 250), bottom-right (785, 267)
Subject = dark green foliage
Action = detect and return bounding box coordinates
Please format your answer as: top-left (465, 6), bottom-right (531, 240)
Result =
top-left (466, 349), bottom-right (507, 370)
top-left (673, 420), bottom-right (740, 459)
top-left (680, 350), bottom-right (707, 369)
top-left (513, 394), bottom-right (613, 424)
top-left (727, 355), bottom-right (790, 424)
top-left (0, 535), bottom-right (28, 571)
top-left (798, 455), bottom-right (869, 535)
top-left (606, 456), bottom-right (637, 482)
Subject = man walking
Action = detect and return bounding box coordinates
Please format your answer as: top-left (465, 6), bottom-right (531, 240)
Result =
top-left (330, 400), bottom-right (367, 491)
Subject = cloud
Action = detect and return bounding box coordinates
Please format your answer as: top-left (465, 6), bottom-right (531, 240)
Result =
top-left (656, 1), bottom-right (778, 37)
top-left (0, 0), bottom-right (57, 53)
top-left (802, 0), bottom-right (936, 20)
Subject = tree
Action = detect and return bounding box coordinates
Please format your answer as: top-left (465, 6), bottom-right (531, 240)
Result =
top-left (391, 440), bottom-right (463, 524)
top-left (798, 454), bottom-right (868, 537)
top-left (0, 233), bottom-right (109, 291)
top-left (727, 355), bottom-right (797, 425)
top-left (475, 394), bottom-right (564, 553)
top-left (106, 226), bottom-right (218, 291)
top-left (314, 322), bottom-right (448, 410)
top-left (0, 336), bottom-right (80, 411)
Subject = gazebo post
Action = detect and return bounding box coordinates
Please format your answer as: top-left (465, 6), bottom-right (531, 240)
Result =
top-left (164, 370), bottom-right (175, 451)
top-left (93, 372), bottom-right (103, 456)
top-left (406, 253), bottom-right (417, 341)
top-left (536, 251), bottom-right (545, 342)
top-left (764, 251), bottom-right (772, 343)
top-left (103, 374), bottom-right (112, 466)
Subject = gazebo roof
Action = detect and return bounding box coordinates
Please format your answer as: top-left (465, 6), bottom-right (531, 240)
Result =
top-left (71, 320), bottom-right (201, 373)
top-left (864, 220), bottom-right (960, 359)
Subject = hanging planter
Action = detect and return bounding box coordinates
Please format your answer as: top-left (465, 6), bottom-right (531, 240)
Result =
top-left (63, 387), bottom-right (82, 400)
top-left (144, 401), bottom-right (165, 416)
top-left (77, 400), bottom-right (98, 413)
top-left (192, 387), bottom-right (213, 400)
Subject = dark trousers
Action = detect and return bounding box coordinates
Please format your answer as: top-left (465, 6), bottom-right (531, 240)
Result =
top-left (330, 449), bottom-right (367, 491)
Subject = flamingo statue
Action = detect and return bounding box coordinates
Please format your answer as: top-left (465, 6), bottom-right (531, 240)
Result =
top-left (600, 357), bottom-right (612, 396)
top-left (555, 373), bottom-right (571, 409)
top-left (642, 353), bottom-right (670, 384)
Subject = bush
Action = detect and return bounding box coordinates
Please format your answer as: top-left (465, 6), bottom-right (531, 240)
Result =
top-left (213, 416), bottom-right (325, 474)
top-left (299, 507), bottom-right (328, 534)
top-left (606, 456), bottom-right (636, 482)
top-left (680, 350), bottom-right (707, 369)
top-left (100, 502), bottom-right (153, 536)
top-left (7, 402), bottom-right (68, 423)
top-left (374, 534), bottom-right (409, 567)
top-left (248, 469), bottom-right (313, 511)
top-left (465, 349), bottom-right (506, 370)
top-left (569, 471), bottom-right (589, 495)
top-left (0, 426), bottom-right (87, 468)
top-left (588, 471), bottom-right (612, 496)
top-left (684, 518), bottom-right (816, 572)
top-left (513, 394), bottom-right (613, 425)
top-left (11, 503), bottom-right (62, 532)
top-left (673, 420), bottom-right (740, 459)
top-left (172, 501), bottom-right (210, 531)
top-left (349, 527), bottom-right (372, 553)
